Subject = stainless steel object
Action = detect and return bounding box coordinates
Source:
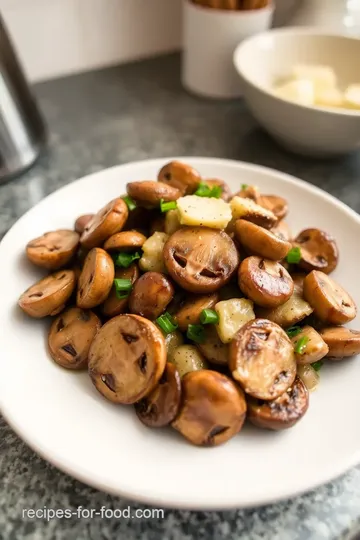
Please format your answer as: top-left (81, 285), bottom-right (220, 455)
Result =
top-left (0, 14), bottom-right (46, 183)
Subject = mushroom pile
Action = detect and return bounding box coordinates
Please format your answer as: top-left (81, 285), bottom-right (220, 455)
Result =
top-left (18, 160), bottom-right (360, 447)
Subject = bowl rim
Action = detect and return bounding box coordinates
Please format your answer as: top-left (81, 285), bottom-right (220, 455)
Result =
top-left (233, 27), bottom-right (360, 117)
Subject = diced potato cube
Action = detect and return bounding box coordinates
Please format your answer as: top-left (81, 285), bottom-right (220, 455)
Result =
top-left (230, 197), bottom-right (277, 229)
top-left (177, 195), bottom-right (232, 230)
top-left (343, 84), bottom-right (360, 110)
top-left (139, 232), bottom-right (169, 273)
top-left (215, 298), bottom-right (255, 344)
top-left (292, 64), bottom-right (337, 92)
top-left (165, 209), bottom-right (182, 235)
top-left (275, 79), bottom-right (315, 106)
top-left (315, 86), bottom-right (343, 108)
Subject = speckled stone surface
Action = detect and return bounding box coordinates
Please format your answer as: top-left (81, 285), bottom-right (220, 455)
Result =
top-left (1, 54), bottom-right (360, 540)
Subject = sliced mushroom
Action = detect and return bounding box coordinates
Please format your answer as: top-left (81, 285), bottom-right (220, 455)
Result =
top-left (26, 230), bottom-right (80, 270)
top-left (259, 195), bottom-right (288, 221)
top-left (18, 270), bottom-right (76, 318)
top-left (230, 196), bottom-right (278, 229)
top-left (271, 220), bottom-right (292, 242)
top-left (203, 178), bottom-right (232, 201)
top-left (235, 220), bottom-right (292, 261)
top-left (80, 198), bottom-right (128, 249)
top-left (247, 376), bottom-right (309, 430)
top-left (158, 160), bottom-right (201, 195)
top-left (257, 274), bottom-right (313, 328)
top-left (294, 228), bottom-right (339, 275)
top-left (102, 264), bottom-right (139, 318)
top-left (239, 257), bottom-right (294, 308)
top-left (126, 181), bottom-right (181, 208)
top-left (135, 362), bottom-right (182, 427)
top-left (48, 307), bottom-right (101, 369)
top-left (165, 330), bottom-right (184, 362)
top-left (320, 327), bottom-right (360, 359)
top-left (172, 370), bottom-right (247, 447)
top-left (290, 326), bottom-right (329, 365)
top-left (74, 214), bottom-right (94, 234)
top-left (170, 345), bottom-right (209, 378)
top-left (77, 248), bottom-right (114, 309)
top-left (164, 227), bottom-right (239, 293)
top-left (103, 230), bottom-right (146, 251)
top-left (235, 185), bottom-right (260, 202)
top-left (174, 293), bottom-right (219, 331)
top-left (197, 326), bottom-right (229, 365)
top-left (88, 314), bottom-right (166, 404)
top-left (229, 318), bottom-right (296, 400)
top-left (129, 272), bottom-right (174, 320)
top-left (303, 270), bottom-right (357, 325)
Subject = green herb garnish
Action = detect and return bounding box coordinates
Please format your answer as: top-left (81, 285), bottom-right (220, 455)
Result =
top-left (286, 246), bottom-right (302, 264)
top-left (156, 312), bottom-right (178, 335)
top-left (286, 326), bottom-right (303, 338)
top-left (194, 183), bottom-right (222, 199)
top-left (187, 324), bottom-right (206, 344)
top-left (312, 360), bottom-right (323, 372)
top-left (200, 309), bottom-right (219, 325)
top-left (114, 278), bottom-right (132, 299)
top-left (160, 199), bottom-right (177, 213)
top-left (294, 336), bottom-right (309, 355)
top-left (241, 183), bottom-right (249, 190)
top-left (122, 196), bottom-right (137, 211)
top-left (114, 251), bottom-right (141, 268)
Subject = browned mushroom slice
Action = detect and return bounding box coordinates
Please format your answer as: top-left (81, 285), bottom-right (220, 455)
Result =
top-left (135, 362), bottom-right (182, 427)
top-left (320, 327), bottom-right (360, 359)
top-left (80, 198), bottom-right (128, 249)
top-left (259, 195), bottom-right (288, 220)
top-left (197, 326), bottom-right (229, 365)
top-left (290, 326), bottom-right (329, 365)
top-left (271, 220), bottom-right (292, 242)
top-left (234, 185), bottom-right (261, 202)
top-left (172, 370), bottom-right (247, 446)
top-left (203, 178), bottom-right (232, 201)
top-left (48, 307), bottom-right (101, 370)
top-left (235, 220), bottom-right (292, 261)
top-left (74, 214), bottom-right (94, 234)
top-left (26, 230), bottom-right (80, 270)
top-left (129, 272), bottom-right (174, 320)
top-left (239, 256), bottom-right (294, 308)
top-left (229, 318), bottom-right (296, 400)
top-left (77, 248), bottom-right (114, 309)
top-left (230, 196), bottom-right (278, 230)
top-left (164, 227), bottom-right (239, 293)
top-left (158, 160), bottom-right (201, 195)
top-left (173, 293), bottom-right (219, 331)
top-left (126, 181), bottom-right (181, 208)
top-left (103, 230), bottom-right (147, 251)
top-left (247, 377), bottom-right (309, 430)
top-left (88, 314), bottom-right (166, 404)
top-left (18, 270), bottom-right (76, 318)
top-left (303, 271), bottom-right (357, 325)
top-left (294, 228), bottom-right (339, 275)
top-left (102, 264), bottom-right (139, 318)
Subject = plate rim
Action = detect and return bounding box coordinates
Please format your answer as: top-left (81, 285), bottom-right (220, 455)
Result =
top-left (1, 156), bottom-right (360, 510)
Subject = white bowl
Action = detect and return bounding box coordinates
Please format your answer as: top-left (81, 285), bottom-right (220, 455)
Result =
top-left (1, 157), bottom-right (360, 509)
top-left (233, 28), bottom-right (360, 157)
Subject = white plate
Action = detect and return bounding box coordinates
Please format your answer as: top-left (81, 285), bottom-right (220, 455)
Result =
top-left (1, 158), bottom-right (360, 510)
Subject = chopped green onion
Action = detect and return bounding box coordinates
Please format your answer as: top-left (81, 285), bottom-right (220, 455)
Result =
top-left (160, 199), bottom-right (177, 213)
top-left (114, 278), bottom-right (132, 299)
top-left (294, 336), bottom-right (309, 355)
top-left (200, 309), bottom-right (219, 325)
top-left (114, 251), bottom-right (141, 268)
top-left (286, 326), bottom-right (303, 338)
top-left (194, 183), bottom-right (222, 199)
top-left (187, 324), bottom-right (206, 344)
top-left (241, 183), bottom-right (249, 190)
top-left (156, 312), bottom-right (178, 335)
top-left (122, 196), bottom-right (137, 211)
top-left (312, 360), bottom-right (323, 372)
top-left (286, 247), bottom-right (302, 264)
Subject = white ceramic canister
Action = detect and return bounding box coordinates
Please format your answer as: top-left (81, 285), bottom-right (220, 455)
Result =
top-left (182, 0), bottom-right (274, 99)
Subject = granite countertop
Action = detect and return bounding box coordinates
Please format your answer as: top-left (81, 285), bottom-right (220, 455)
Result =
top-left (1, 53), bottom-right (360, 540)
